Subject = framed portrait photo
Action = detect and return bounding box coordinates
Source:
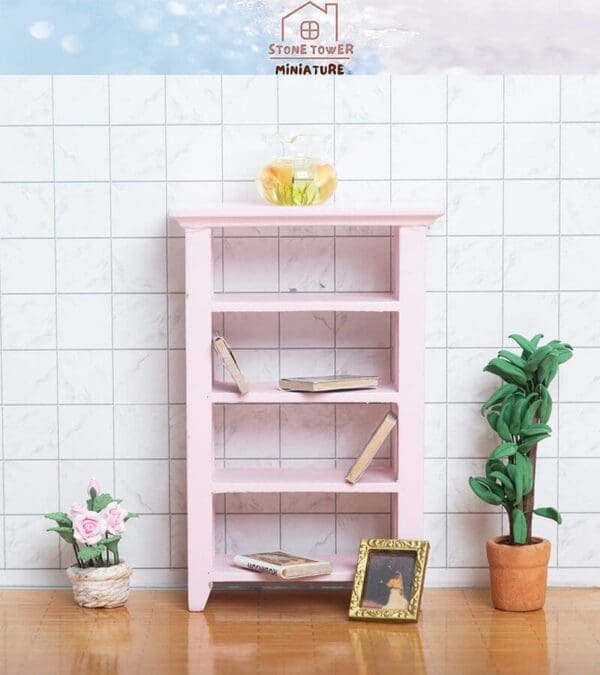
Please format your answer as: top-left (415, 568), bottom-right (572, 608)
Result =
top-left (349, 539), bottom-right (430, 622)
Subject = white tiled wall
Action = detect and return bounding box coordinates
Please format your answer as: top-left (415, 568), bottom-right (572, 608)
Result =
top-left (0, 74), bottom-right (599, 587)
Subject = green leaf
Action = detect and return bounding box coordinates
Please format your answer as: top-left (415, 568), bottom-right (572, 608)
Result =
top-left (518, 434), bottom-right (551, 453)
top-left (77, 545), bottom-right (106, 563)
top-left (497, 402), bottom-right (513, 442)
top-left (524, 344), bottom-right (554, 373)
top-left (512, 508), bottom-right (527, 544)
top-left (490, 442), bottom-right (518, 461)
top-left (515, 451), bottom-right (532, 496)
top-left (44, 512), bottom-right (72, 527)
top-left (87, 493), bottom-right (113, 513)
top-left (469, 477), bottom-right (504, 506)
top-left (484, 359), bottom-right (528, 386)
top-left (46, 526), bottom-right (74, 544)
top-left (555, 348), bottom-right (573, 365)
top-left (486, 459), bottom-right (506, 478)
top-left (481, 384), bottom-right (519, 415)
top-left (498, 350), bottom-right (528, 370)
top-left (509, 334), bottom-right (534, 357)
top-left (489, 471), bottom-right (515, 500)
top-left (124, 512), bottom-right (139, 521)
top-left (486, 411), bottom-right (500, 432)
top-left (533, 507), bottom-right (563, 524)
top-left (539, 386), bottom-right (552, 425)
top-left (523, 399), bottom-right (542, 427)
top-left (537, 355), bottom-right (558, 386)
top-left (520, 423), bottom-right (552, 437)
top-left (507, 462), bottom-right (523, 503)
top-left (98, 535), bottom-right (122, 553)
top-left (530, 334), bottom-right (544, 350)
top-left (509, 395), bottom-right (526, 436)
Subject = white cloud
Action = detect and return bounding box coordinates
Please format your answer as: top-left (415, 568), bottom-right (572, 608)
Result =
top-left (167, 1), bottom-right (187, 16)
top-left (163, 31), bottom-right (180, 46)
top-left (60, 34), bottom-right (81, 54)
top-left (29, 21), bottom-right (54, 40)
top-left (139, 11), bottom-right (161, 31)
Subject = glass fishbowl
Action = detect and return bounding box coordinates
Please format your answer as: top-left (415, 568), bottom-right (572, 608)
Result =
top-left (256, 134), bottom-right (337, 206)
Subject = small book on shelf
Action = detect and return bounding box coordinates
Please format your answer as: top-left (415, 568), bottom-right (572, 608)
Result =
top-left (345, 411), bottom-right (398, 484)
top-left (233, 551), bottom-right (332, 579)
top-left (279, 375), bottom-right (378, 393)
top-left (213, 335), bottom-right (248, 395)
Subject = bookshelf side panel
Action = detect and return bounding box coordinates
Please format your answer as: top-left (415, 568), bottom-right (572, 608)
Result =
top-left (185, 229), bottom-right (214, 610)
top-left (392, 227), bottom-right (426, 539)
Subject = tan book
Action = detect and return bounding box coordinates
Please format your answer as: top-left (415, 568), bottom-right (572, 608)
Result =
top-left (213, 335), bottom-right (248, 395)
top-left (279, 375), bottom-right (378, 392)
top-left (345, 411), bottom-right (398, 484)
top-left (233, 551), bottom-right (332, 579)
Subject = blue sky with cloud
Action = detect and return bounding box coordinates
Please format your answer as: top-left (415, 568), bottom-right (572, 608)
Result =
top-left (0, 0), bottom-right (379, 73)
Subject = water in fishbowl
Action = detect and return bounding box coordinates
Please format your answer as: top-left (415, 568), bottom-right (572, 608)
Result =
top-left (256, 134), bottom-right (337, 206)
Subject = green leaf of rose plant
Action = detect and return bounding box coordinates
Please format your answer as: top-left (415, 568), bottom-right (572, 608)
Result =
top-left (86, 493), bottom-right (114, 512)
top-left (44, 512), bottom-right (72, 527)
top-left (77, 545), bottom-right (106, 563)
top-left (46, 526), bottom-right (74, 544)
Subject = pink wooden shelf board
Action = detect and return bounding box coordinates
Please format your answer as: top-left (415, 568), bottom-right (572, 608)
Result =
top-left (211, 466), bottom-right (397, 494)
top-left (211, 554), bottom-right (357, 583)
top-left (211, 292), bottom-right (399, 313)
top-left (211, 381), bottom-right (399, 404)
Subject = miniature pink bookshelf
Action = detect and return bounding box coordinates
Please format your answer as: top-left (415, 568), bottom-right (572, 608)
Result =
top-left (170, 204), bottom-right (439, 611)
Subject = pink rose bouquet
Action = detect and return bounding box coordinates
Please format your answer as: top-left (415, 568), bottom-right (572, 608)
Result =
top-left (45, 478), bottom-right (138, 568)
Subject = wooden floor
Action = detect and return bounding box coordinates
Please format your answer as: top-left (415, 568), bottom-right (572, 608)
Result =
top-left (0, 588), bottom-right (599, 674)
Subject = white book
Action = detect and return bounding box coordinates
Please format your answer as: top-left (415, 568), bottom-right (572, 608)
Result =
top-left (279, 375), bottom-right (378, 392)
top-left (213, 335), bottom-right (248, 395)
top-left (233, 551), bottom-right (332, 579)
top-left (345, 411), bottom-right (398, 484)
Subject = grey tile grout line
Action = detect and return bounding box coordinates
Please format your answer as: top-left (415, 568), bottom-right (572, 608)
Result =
top-left (3, 119), bottom-right (600, 128)
top-left (50, 75), bottom-right (61, 569)
top-left (500, 75), bottom-right (506, 538)
top-left (163, 75), bottom-right (173, 568)
top-left (444, 74), bottom-right (449, 566)
top-left (106, 75), bottom-right (118, 530)
top-left (557, 76), bottom-right (562, 565)
top-left (5, 176), bottom-right (600, 184)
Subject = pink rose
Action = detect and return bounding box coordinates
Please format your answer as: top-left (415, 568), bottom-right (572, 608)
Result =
top-left (101, 502), bottom-right (128, 536)
top-left (68, 502), bottom-right (87, 521)
top-left (73, 511), bottom-right (106, 545)
top-left (87, 477), bottom-right (101, 496)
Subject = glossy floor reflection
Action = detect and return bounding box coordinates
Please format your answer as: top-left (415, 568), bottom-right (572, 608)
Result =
top-left (1, 588), bottom-right (599, 674)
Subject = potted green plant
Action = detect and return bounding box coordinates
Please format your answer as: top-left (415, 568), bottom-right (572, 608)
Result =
top-left (45, 478), bottom-right (138, 608)
top-left (469, 334), bottom-right (573, 611)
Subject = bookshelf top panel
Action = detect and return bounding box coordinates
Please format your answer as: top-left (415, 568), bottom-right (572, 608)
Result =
top-left (170, 204), bottom-right (441, 230)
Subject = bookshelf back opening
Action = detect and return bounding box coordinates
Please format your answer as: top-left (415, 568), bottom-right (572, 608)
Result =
top-left (214, 402), bottom-right (397, 466)
top-left (213, 491), bottom-right (393, 558)
top-left (213, 311), bottom-right (401, 387)
top-left (215, 229), bottom-right (394, 295)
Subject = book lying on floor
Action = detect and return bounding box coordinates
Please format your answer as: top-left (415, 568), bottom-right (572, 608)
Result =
top-left (213, 335), bottom-right (248, 395)
top-left (279, 375), bottom-right (378, 392)
top-left (233, 551), bottom-right (332, 579)
top-left (345, 411), bottom-right (398, 484)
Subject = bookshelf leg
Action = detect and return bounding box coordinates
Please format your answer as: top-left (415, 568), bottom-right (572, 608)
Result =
top-left (188, 578), bottom-right (212, 611)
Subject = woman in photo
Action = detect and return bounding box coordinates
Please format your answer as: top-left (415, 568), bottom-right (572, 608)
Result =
top-left (382, 572), bottom-right (410, 610)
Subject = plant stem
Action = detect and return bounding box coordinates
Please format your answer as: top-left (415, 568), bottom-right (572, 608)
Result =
top-left (522, 443), bottom-right (538, 545)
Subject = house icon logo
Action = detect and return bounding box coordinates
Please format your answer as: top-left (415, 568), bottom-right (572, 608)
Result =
top-left (281, 2), bottom-right (339, 42)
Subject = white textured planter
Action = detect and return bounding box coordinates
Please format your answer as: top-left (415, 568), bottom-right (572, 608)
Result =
top-left (67, 562), bottom-right (132, 608)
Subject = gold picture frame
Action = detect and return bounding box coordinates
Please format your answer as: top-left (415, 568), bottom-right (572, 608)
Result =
top-left (349, 538), bottom-right (430, 622)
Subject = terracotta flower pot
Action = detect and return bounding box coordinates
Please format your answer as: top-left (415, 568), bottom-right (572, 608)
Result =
top-left (486, 537), bottom-right (550, 612)
top-left (67, 562), bottom-right (132, 608)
